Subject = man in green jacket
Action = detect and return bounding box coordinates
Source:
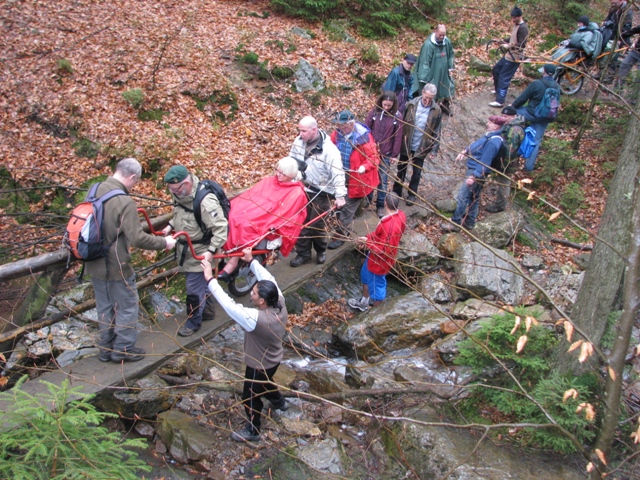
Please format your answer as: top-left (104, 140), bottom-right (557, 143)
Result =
top-left (162, 165), bottom-right (228, 337)
top-left (86, 158), bottom-right (176, 363)
top-left (411, 24), bottom-right (455, 115)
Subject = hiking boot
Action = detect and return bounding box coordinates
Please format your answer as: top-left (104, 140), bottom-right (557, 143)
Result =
top-left (98, 349), bottom-right (112, 362)
top-left (269, 399), bottom-right (289, 412)
top-left (317, 252), bottom-right (327, 264)
top-left (217, 271), bottom-right (232, 283)
top-left (489, 101), bottom-right (503, 108)
top-left (328, 240), bottom-right (344, 250)
top-left (231, 426), bottom-right (260, 442)
top-left (485, 204), bottom-right (505, 213)
top-left (348, 297), bottom-right (370, 312)
top-left (405, 194), bottom-right (416, 206)
top-left (178, 325), bottom-right (199, 337)
top-left (110, 347), bottom-right (145, 363)
top-left (376, 206), bottom-right (385, 218)
top-left (440, 222), bottom-right (460, 233)
top-left (290, 255), bottom-right (312, 267)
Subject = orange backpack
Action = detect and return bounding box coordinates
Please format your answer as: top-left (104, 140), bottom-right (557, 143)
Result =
top-left (65, 183), bottom-right (125, 260)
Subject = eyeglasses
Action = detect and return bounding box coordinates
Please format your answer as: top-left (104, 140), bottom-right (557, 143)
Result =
top-left (167, 179), bottom-right (187, 193)
top-left (275, 169), bottom-right (294, 180)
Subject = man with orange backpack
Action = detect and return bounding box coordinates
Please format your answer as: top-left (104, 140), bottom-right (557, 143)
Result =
top-left (83, 158), bottom-right (176, 363)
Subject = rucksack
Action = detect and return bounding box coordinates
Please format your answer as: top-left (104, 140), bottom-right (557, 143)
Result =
top-left (518, 126), bottom-right (538, 159)
top-left (588, 24), bottom-right (604, 57)
top-left (176, 180), bottom-right (230, 239)
top-left (534, 78), bottom-right (561, 121)
top-left (65, 183), bottom-right (126, 261)
top-left (492, 119), bottom-right (526, 172)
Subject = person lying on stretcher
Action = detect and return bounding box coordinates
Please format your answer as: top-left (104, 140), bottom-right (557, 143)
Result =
top-left (217, 156), bottom-right (308, 282)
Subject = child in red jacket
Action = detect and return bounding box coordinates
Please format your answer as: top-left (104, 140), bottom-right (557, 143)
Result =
top-left (348, 194), bottom-right (407, 311)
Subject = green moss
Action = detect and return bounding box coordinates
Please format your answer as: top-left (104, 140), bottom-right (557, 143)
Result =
top-left (360, 44), bottom-right (380, 64)
top-left (184, 88), bottom-right (239, 124)
top-left (601, 310), bottom-right (621, 350)
top-left (245, 446), bottom-right (309, 479)
top-left (122, 88), bottom-right (145, 109)
top-left (272, 66), bottom-right (295, 79)
top-left (560, 182), bottom-right (585, 215)
top-left (56, 58), bottom-right (73, 75)
top-left (72, 137), bottom-right (101, 159)
top-left (240, 51), bottom-right (259, 65)
top-left (137, 109), bottom-right (167, 122)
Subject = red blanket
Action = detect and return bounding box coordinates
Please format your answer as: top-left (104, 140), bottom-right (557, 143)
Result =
top-left (223, 176), bottom-right (308, 257)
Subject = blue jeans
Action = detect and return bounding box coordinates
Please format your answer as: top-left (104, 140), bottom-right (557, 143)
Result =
top-left (516, 108), bottom-right (551, 171)
top-left (452, 171), bottom-right (485, 229)
top-left (492, 57), bottom-right (520, 104)
top-left (375, 156), bottom-right (391, 208)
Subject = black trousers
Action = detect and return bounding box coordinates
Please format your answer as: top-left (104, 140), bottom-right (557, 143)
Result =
top-left (393, 152), bottom-right (427, 197)
top-left (242, 364), bottom-right (284, 434)
top-left (293, 192), bottom-right (332, 258)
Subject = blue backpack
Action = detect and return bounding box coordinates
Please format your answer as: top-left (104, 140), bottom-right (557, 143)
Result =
top-left (534, 78), bottom-right (561, 121)
top-left (518, 126), bottom-right (537, 159)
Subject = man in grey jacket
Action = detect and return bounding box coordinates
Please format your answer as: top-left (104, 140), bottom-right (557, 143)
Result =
top-left (86, 158), bottom-right (176, 363)
top-left (162, 165), bottom-right (228, 337)
top-left (288, 116), bottom-right (346, 267)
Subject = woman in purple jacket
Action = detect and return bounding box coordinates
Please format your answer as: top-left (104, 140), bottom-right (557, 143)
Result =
top-left (365, 91), bottom-right (404, 218)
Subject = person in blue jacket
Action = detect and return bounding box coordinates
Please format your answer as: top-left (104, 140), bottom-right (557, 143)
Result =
top-left (442, 116), bottom-right (508, 232)
top-left (381, 54), bottom-right (416, 115)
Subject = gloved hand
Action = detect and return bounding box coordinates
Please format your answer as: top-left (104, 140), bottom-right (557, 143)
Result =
top-left (357, 165), bottom-right (365, 174)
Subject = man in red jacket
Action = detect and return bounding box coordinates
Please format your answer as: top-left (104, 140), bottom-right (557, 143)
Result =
top-left (328, 110), bottom-right (380, 250)
top-left (348, 194), bottom-right (407, 311)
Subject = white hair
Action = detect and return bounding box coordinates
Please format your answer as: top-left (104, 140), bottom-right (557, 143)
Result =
top-left (422, 83), bottom-right (437, 96)
top-left (277, 156), bottom-right (301, 181)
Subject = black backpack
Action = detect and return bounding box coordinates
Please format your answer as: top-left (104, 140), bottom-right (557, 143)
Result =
top-left (193, 180), bottom-right (230, 233)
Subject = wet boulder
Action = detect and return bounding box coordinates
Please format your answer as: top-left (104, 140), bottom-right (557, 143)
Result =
top-left (453, 242), bottom-right (524, 304)
top-left (333, 292), bottom-right (449, 359)
top-left (474, 210), bottom-right (524, 248)
top-left (419, 272), bottom-right (452, 303)
top-left (95, 374), bottom-right (176, 419)
top-left (397, 230), bottom-right (441, 275)
top-left (156, 410), bottom-right (217, 464)
top-left (298, 438), bottom-right (343, 475)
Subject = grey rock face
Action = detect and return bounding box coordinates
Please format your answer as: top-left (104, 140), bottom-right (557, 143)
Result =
top-left (454, 242), bottom-right (524, 304)
top-left (397, 230), bottom-right (442, 274)
top-left (156, 410), bottom-right (217, 464)
top-left (474, 209), bottom-right (524, 248)
top-left (333, 292), bottom-right (448, 358)
top-left (420, 272), bottom-right (452, 303)
top-left (294, 59), bottom-right (324, 92)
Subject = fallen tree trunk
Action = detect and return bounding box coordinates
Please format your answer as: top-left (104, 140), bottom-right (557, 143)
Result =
top-left (550, 237), bottom-right (593, 251)
top-left (0, 213), bottom-right (173, 282)
top-left (0, 266), bottom-right (180, 347)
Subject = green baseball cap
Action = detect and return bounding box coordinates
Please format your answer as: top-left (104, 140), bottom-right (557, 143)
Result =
top-left (163, 165), bottom-right (189, 184)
